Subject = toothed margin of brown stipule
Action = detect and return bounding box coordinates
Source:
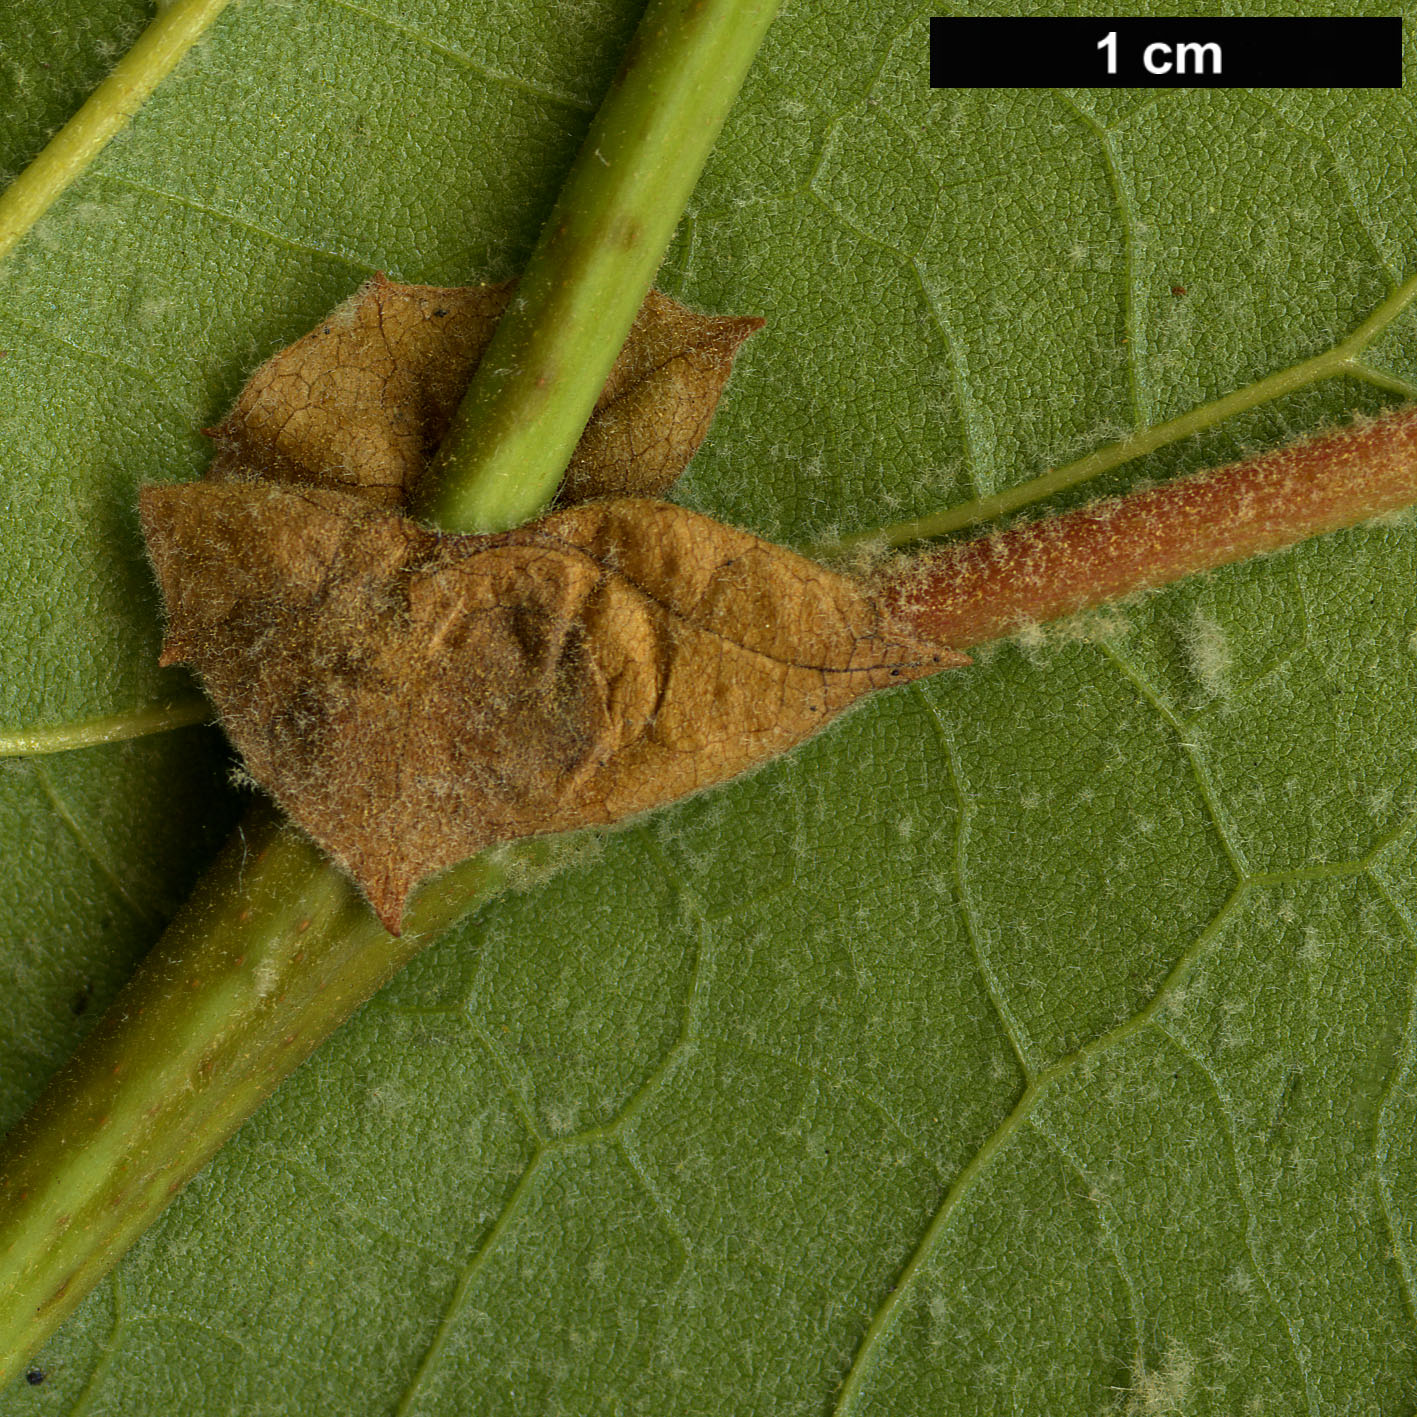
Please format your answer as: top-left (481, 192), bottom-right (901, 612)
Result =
top-left (204, 275), bottom-right (765, 509)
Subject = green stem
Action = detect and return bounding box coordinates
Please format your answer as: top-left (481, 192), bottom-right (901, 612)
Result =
top-left (828, 270), bottom-right (1417, 551)
top-left (414, 0), bottom-right (782, 533)
top-left (0, 807), bottom-right (562, 1379)
top-left (0, 696), bottom-right (210, 758)
top-left (0, 0), bottom-right (235, 265)
top-left (0, 0), bottom-right (780, 1384)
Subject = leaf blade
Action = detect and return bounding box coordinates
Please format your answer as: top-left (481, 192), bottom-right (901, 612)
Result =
top-left (6, 0), bottom-right (1417, 1411)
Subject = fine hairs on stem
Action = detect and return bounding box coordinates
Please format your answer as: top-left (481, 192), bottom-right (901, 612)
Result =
top-left (880, 405), bottom-right (1417, 649)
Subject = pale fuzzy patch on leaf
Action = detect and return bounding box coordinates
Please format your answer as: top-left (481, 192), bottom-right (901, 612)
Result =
top-left (1182, 608), bottom-right (1231, 701)
top-left (1126, 1339), bottom-right (1196, 1415)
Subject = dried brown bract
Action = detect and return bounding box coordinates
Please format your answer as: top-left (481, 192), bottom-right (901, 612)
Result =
top-left (205, 275), bottom-right (764, 508)
top-left (142, 485), bottom-right (962, 930)
top-left (144, 279), bottom-right (965, 928)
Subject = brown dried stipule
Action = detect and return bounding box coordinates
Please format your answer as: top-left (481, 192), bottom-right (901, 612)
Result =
top-left (146, 280), bottom-right (892, 933)
top-left (881, 406), bottom-right (1417, 649)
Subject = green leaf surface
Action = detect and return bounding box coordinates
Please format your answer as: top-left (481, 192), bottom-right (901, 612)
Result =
top-left (5, 0), bottom-right (1417, 1411)
top-left (0, 0), bottom-right (151, 188)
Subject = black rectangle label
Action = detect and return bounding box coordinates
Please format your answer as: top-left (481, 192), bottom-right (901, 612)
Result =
top-left (930, 17), bottom-right (1402, 89)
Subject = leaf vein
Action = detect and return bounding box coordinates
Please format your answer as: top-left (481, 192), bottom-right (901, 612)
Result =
top-left (829, 884), bottom-right (1248, 1414)
top-left (0, 307), bottom-right (191, 419)
top-left (0, 0), bottom-right (235, 267)
top-left (1028, 1119), bottom-right (1146, 1392)
top-left (911, 684), bottom-right (1037, 1080)
top-left (1095, 639), bottom-right (1250, 880)
top-left (1158, 1027), bottom-right (1321, 1415)
top-left (0, 698), bottom-right (210, 759)
top-left (99, 172), bottom-right (377, 275)
top-left (908, 257), bottom-right (985, 497)
top-left (391, 1151), bottom-right (548, 1417)
top-left (30, 760), bottom-right (158, 928)
top-left (694, 1029), bottom-right (943, 1180)
top-left (616, 1137), bottom-right (692, 1266)
top-left (1362, 867), bottom-right (1417, 1343)
top-left (1252, 94), bottom-right (1398, 286)
top-left (64, 1274), bottom-right (124, 1417)
top-left (320, 0), bottom-right (596, 113)
top-left (469, 1020), bottom-right (546, 1146)
top-left (1054, 91), bottom-right (1150, 427)
top-left (246, 1139), bottom-right (454, 1267)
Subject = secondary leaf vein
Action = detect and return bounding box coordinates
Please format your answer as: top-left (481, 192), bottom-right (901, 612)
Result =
top-left (321, 0), bottom-right (596, 113)
top-left (30, 761), bottom-right (158, 928)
